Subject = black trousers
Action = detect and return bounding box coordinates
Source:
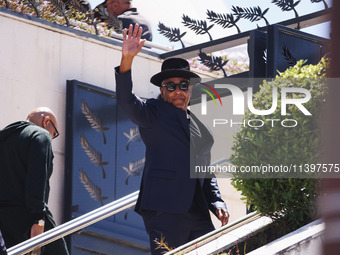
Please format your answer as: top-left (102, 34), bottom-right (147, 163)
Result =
top-left (0, 206), bottom-right (69, 255)
top-left (141, 210), bottom-right (215, 255)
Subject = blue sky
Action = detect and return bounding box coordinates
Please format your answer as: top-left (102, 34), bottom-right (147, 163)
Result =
top-left (89, 0), bottom-right (332, 49)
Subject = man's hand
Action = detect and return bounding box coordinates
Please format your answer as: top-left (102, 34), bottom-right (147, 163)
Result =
top-left (119, 23), bottom-right (146, 74)
top-left (30, 224), bottom-right (44, 238)
top-left (216, 208), bottom-right (229, 226)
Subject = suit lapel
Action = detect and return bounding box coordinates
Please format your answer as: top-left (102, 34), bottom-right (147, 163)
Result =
top-left (175, 108), bottom-right (190, 139)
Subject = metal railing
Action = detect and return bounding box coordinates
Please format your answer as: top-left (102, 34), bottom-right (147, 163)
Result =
top-left (165, 211), bottom-right (260, 255)
top-left (7, 191), bottom-right (139, 255)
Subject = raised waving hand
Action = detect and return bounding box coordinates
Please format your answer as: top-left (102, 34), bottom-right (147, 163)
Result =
top-left (119, 24), bottom-right (146, 73)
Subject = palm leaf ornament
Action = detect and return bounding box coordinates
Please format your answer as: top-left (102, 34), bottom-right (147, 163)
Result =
top-left (80, 135), bottom-right (108, 179)
top-left (79, 169), bottom-right (108, 205)
top-left (81, 100), bottom-right (109, 144)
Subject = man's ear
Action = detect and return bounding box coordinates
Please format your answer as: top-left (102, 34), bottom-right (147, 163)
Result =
top-left (42, 116), bottom-right (50, 128)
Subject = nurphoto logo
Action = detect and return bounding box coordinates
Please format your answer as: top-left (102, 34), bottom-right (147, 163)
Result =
top-left (196, 81), bottom-right (312, 129)
top-left (200, 84), bottom-right (311, 116)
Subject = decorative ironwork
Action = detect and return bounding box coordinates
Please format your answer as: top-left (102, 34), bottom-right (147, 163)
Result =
top-left (157, 22), bottom-right (186, 48)
top-left (80, 135), bottom-right (108, 179)
top-left (311, 0), bottom-right (328, 9)
top-left (272, 0), bottom-right (300, 17)
top-left (79, 169), bottom-right (108, 205)
top-left (68, 0), bottom-right (99, 35)
top-left (157, 1), bottom-right (329, 51)
top-left (263, 49), bottom-right (268, 64)
top-left (3, 0), bottom-right (330, 56)
top-left (272, 0), bottom-right (301, 29)
top-left (198, 50), bottom-right (229, 78)
top-left (182, 14), bottom-right (214, 41)
top-left (48, 0), bottom-right (70, 26)
top-left (22, 0), bottom-right (42, 18)
top-left (206, 10), bottom-right (241, 34)
top-left (231, 6), bottom-right (270, 27)
top-left (3, 0), bottom-right (10, 8)
top-left (282, 45), bottom-right (297, 67)
top-left (81, 99), bottom-right (109, 144)
top-left (123, 127), bottom-right (141, 151)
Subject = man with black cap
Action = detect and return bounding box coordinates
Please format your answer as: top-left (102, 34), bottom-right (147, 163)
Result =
top-left (115, 24), bottom-right (229, 254)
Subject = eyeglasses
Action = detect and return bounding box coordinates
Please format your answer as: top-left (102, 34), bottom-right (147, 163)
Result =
top-left (161, 81), bottom-right (190, 92)
top-left (49, 119), bottom-right (60, 139)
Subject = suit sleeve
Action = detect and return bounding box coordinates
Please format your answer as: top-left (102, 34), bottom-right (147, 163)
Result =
top-left (25, 130), bottom-right (53, 221)
top-left (115, 66), bottom-right (156, 128)
top-left (203, 177), bottom-right (228, 217)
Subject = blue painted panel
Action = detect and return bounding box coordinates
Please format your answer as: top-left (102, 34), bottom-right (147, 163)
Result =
top-left (64, 80), bottom-right (149, 254)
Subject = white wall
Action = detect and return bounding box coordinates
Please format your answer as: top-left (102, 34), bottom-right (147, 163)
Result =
top-left (0, 9), bottom-right (161, 224)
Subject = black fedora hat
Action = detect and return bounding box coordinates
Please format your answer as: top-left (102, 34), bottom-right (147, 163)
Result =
top-left (150, 58), bottom-right (201, 87)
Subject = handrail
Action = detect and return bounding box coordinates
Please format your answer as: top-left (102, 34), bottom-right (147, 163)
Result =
top-left (165, 211), bottom-right (260, 255)
top-left (7, 191), bottom-right (139, 255)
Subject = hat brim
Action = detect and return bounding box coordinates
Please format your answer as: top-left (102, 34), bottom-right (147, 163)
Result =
top-left (150, 69), bottom-right (201, 87)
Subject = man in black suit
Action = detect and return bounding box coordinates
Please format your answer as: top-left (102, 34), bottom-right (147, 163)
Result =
top-left (115, 24), bottom-right (229, 255)
top-left (0, 107), bottom-right (69, 255)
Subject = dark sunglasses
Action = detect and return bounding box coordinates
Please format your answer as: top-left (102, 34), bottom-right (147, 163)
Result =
top-left (161, 81), bottom-right (190, 92)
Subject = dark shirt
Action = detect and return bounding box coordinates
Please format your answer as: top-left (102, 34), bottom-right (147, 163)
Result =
top-left (118, 8), bottom-right (153, 41)
top-left (0, 121), bottom-right (53, 221)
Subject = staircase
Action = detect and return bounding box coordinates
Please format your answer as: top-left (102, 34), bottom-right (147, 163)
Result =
top-left (7, 192), bottom-right (324, 255)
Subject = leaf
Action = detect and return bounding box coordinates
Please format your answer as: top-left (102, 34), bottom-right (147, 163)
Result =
top-left (79, 169), bottom-right (107, 205)
top-left (282, 45), bottom-right (297, 67)
top-left (157, 22), bottom-right (186, 48)
top-left (231, 5), bottom-right (270, 26)
top-left (198, 50), bottom-right (229, 77)
top-left (182, 14), bottom-right (214, 40)
top-left (122, 158), bottom-right (145, 185)
top-left (123, 127), bottom-right (141, 150)
top-left (80, 135), bottom-right (108, 179)
top-left (272, 0), bottom-right (299, 12)
top-left (81, 99), bottom-right (109, 144)
top-left (310, 0), bottom-right (329, 9)
top-left (206, 10), bottom-right (241, 31)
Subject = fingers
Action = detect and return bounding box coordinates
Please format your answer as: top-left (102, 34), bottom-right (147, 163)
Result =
top-left (132, 23), bottom-right (139, 38)
top-left (138, 39), bottom-right (146, 51)
top-left (128, 23), bottom-right (133, 38)
top-left (123, 27), bottom-right (127, 41)
top-left (137, 25), bottom-right (143, 39)
top-left (126, 23), bottom-right (143, 40)
top-left (216, 208), bottom-right (230, 226)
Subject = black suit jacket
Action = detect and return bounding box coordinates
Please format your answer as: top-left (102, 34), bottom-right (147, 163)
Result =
top-left (115, 68), bottom-right (227, 217)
